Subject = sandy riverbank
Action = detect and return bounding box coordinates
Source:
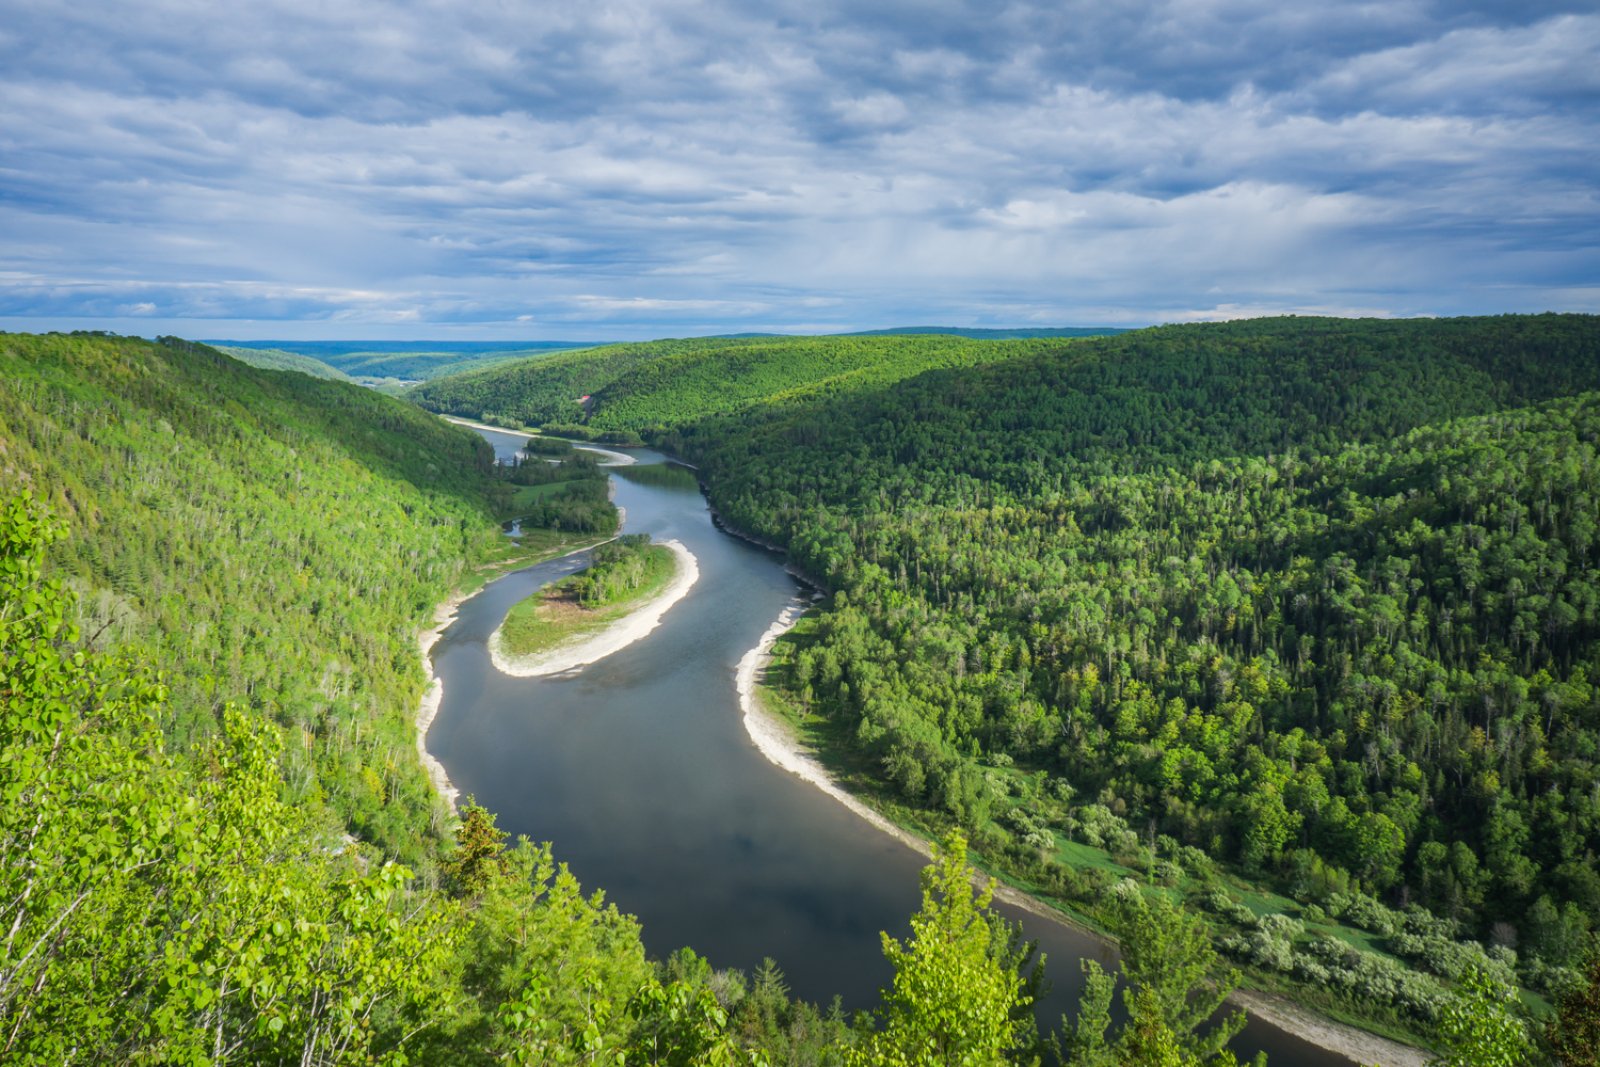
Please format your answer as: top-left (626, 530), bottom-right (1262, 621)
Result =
top-left (416, 589), bottom-right (470, 811)
top-left (734, 600), bottom-right (1429, 1067)
top-left (488, 539), bottom-right (698, 677)
top-left (737, 598), bottom-right (932, 860)
top-left (736, 601), bottom-right (1087, 930)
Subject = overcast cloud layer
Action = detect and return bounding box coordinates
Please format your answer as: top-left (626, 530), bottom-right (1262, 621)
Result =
top-left (1, 0), bottom-right (1596, 339)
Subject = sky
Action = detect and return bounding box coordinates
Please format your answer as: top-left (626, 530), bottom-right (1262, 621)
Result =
top-left (1, 0), bottom-right (1596, 341)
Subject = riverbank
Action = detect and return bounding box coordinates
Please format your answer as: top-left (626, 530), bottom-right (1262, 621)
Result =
top-left (489, 539), bottom-right (698, 677)
top-left (417, 588), bottom-right (470, 809)
top-left (416, 533), bottom-right (615, 813)
top-left (440, 415), bottom-right (637, 466)
top-left (734, 601), bottom-right (1112, 932)
top-left (704, 501), bottom-right (826, 592)
top-left (735, 601), bottom-right (1429, 1067)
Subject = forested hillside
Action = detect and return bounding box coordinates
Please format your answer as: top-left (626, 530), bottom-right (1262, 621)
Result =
top-left (407, 333), bottom-right (1073, 434)
top-left (213, 344), bottom-right (355, 381)
top-left (0, 332), bottom-right (515, 858)
top-left (658, 315), bottom-right (1600, 1036)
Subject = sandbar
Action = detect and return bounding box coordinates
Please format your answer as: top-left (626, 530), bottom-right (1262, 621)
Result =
top-left (488, 539), bottom-right (697, 677)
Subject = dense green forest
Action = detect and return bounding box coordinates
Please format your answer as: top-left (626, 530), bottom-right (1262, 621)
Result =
top-left (682, 315), bottom-right (1600, 1035)
top-left (0, 332), bottom-right (543, 859)
top-left (407, 333), bottom-right (1078, 433)
top-left (212, 344), bottom-right (356, 381)
top-left (445, 314), bottom-right (1600, 1049)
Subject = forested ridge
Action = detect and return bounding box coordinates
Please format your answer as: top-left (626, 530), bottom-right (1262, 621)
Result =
top-left (408, 333), bottom-right (1073, 434)
top-left (0, 332), bottom-right (535, 859)
top-left (212, 344), bottom-right (356, 381)
top-left (667, 315), bottom-right (1600, 1037)
top-left (216, 339), bottom-right (595, 384)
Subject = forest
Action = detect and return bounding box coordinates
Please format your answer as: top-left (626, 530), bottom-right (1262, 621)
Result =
top-left (7, 323), bottom-right (1600, 1063)
top-left (682, 315), bottom-right (1600, 1040)
top-left (416, 314), bottom-right (1600, 1053)
top-left (407, 333), bottom-right (1078, 433)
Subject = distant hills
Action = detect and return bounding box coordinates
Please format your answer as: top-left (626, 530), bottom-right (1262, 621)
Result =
top-left (211, 344), bottom-right (356, 382)
top-left (209, 338), bottom-right (600, 388)
top-left (843, 325), bottom-right (1132, 338)
top-left (209, 339), bottom-right (598, 356)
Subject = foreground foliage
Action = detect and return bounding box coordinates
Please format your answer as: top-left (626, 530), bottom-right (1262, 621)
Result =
top-left (0, 495), bottom-right (460, 1063)
top-left (1065, 892), bottom-right (1254, 1067)
top-left (847, 832), bottom-right (1037, 1067)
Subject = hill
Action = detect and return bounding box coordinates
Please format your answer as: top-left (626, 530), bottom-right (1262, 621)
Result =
top-left (212, 339), bottom-right (599, 384)
top-left (407, 333), bottom-right (1078, 434)
top-left (0, 331), bottom-right (525, 857)
top-left (844, 325), bottom-right (1134, 339)
top-left (639, 314), bottom-right (1600, 1042)
top-left (212, 343), bottom-right (354, 381)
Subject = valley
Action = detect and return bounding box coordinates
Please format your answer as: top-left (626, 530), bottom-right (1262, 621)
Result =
top-left (4, 319), bottom-right (1599, 1064)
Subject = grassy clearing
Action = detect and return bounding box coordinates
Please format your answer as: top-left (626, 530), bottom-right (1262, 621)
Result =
top-left (498, 541), bottom-right (676, 658)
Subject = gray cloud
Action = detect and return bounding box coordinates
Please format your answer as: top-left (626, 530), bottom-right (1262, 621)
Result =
top-left (0, 0), bottom-right (1595, 338)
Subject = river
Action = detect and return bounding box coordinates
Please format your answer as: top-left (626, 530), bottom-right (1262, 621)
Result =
top-left (426, 424), bottom-right (1356, 1065)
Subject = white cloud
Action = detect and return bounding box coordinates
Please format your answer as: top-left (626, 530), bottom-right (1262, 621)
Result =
top-left (0, 0), bottom-right (1594, 335)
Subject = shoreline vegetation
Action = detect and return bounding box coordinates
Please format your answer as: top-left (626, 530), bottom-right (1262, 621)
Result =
top-left (488, 538), bottom-right (698, 678)
top-left (737, 598), bottom-right (1430, 1067)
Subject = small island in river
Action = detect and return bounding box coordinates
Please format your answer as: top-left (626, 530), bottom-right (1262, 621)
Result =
top-left (489, 534), bottom-right (699, 677)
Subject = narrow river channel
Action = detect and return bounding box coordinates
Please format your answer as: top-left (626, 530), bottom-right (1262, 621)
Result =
top-left (426, 424), bottom-right (1355, 1066)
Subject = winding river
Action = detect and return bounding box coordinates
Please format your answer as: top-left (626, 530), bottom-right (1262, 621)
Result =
top-left (426, 425), bottom-right (1358, 1066)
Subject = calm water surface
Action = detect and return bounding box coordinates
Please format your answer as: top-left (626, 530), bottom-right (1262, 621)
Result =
top-left (429, 426), bottom-right (1350, 1065)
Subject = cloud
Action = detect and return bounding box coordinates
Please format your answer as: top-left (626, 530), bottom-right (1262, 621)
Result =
top-left (0, 0), bottom-right (1595, 337)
